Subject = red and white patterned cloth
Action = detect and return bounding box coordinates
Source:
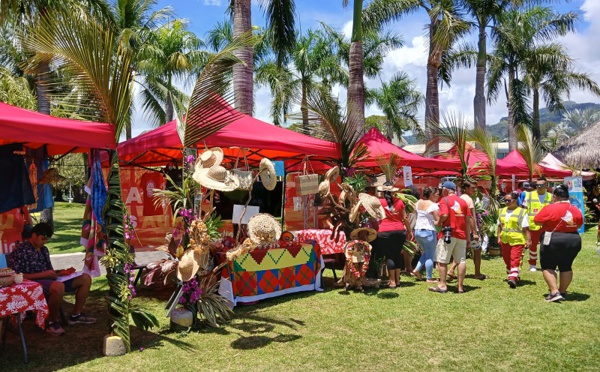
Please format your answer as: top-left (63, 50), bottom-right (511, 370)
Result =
top-left (0, 280), bottom-right (49, 328)
top-left (295, 229), bottom-right (347, 255)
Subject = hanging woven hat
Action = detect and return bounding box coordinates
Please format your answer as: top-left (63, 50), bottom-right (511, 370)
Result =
top-left (259, 158), bottom-right (277, 191)
top-left (350, 227), bottom-right (377, 242)
top-left (176, 248), bottom-right (201, 282)
top-left (358, 193), bottom-right (385, 219)
top-left (193, 165), bottom-right (240, 192)
top-left (247, 213), bottom-right (282, 246)
top-left (325, 166), bottom-right (340, 182)
top-left (349, 201), bottom-right (362, 223)
top-left (198, 147), bottom-right (224, 169)
top-left (376, 183), bottom-right (399, 192)
top-left (318, 179), bottom-right (330, 197)
top-left (339, 183), bottom-right (356, 205)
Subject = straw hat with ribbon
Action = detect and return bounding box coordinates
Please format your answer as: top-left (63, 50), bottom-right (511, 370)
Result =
top-left (193, 165), bottom-right (240, 192)
top-left (358, 193), bottom-right (385, 219)
top-left (318, 179), bottom-right (331, 197)
top-left (350, 227), bottom-right (378, 242)
top-left (259, 158), bottom-right (277, 191)
top-left (177, 248), bottom-right (201, 282)
top-left (247, 213), bottom-right (282, 246)
top-left (197, 147), bottom-right (224, 169)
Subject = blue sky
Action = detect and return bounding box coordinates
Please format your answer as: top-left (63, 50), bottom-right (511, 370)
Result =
top-left (135, 0), bottom-right (600, 138)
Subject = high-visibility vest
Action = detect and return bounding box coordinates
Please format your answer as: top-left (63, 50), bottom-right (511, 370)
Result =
top-left (526, 191), bottom-right (551, 231)
top-left (499, 207), bottom-right (527, 245)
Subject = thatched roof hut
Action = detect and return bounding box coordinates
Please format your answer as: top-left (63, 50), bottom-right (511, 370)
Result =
top-left (553, 121), bottom-right (600, 170)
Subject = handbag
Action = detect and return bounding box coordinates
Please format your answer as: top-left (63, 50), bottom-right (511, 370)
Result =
top-left (294, 159), bottom-right (319, 196)
top-left (232, 148), bottom-right (254, 190)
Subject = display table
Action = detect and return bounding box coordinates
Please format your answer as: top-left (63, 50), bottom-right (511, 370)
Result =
top-left (295, 229), bottom-right (346, 255)
top-left (0, 280), bottom-right (49, 363)
top-left (218, 242), bottom-right (324, 307)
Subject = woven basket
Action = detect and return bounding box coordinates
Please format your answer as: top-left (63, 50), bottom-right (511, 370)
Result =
top-left (294, 159), bottom-right (319, 196)
top-left (0, 274), bottom-right (14, 287)
top-left (233, 148), bottom-right (254, 190)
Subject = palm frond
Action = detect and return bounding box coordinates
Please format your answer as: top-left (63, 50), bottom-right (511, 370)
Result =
top-left (516, 124), bottom-right (544, 180)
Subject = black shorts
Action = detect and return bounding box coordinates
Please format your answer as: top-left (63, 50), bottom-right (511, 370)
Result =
top-left (540, 232), bottom-right (581, 272)
top-left (375, 230), bottom-right (407, 270)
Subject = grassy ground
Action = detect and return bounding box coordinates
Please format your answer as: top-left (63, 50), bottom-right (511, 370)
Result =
top-left (32, 202), bottom-right (86, 255)
top-left (2, 227), bottom-right (600, 371)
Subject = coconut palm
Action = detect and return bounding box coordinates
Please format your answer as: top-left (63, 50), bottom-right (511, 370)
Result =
top-left (426, 113), bottom-right (471, 177)
top-left (562, 108), bottom-right (600, 132)
top-left (365, 72), bottom-right (424, 141)
top-left (230, 0), bottom-right (296, 115)
top-left (487, 5), bottom-right (577, 151)
top-left (516, 124), bottom-right (545, 181)
top-left (522, 44), bottom-right (600, 142)
top-left (364, 0), bottom-right (470, 154)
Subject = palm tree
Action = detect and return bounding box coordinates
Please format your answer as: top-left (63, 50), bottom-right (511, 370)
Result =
top-left (365, 72), bottom-right (424, 141)
top-left (522, 43), bottom-right (600, 141)
top-left (516, 124), bottom-right (544, 181)
top-left (138, 19), bottom-right (205, 126)
top-left (487, 5), bottom-right (577, 151)
top-left (231, 0), bottom-right (296, 115)
top-left (562, 108), bottom-right (600, 131)
top-left (343, 0), bottom-right (367, 134)
top-left (364, 0), bottom-right (470, 154)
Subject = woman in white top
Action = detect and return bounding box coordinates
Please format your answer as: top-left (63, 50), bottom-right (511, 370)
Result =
top-left (412, 187), bottom-right (440, 282)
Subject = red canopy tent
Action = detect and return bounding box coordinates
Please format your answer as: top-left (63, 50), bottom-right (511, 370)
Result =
top-left (355, 128), bottom-right (461, 171)
top-left (0, 102), bottom-right (116, 154)
top-left (498, 150), bottom-right (571, 178)
top-left (116, 105), bottom-right (340, 169)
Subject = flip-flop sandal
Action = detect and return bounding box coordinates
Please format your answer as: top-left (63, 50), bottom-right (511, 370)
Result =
top-left (474, 274), bottom-right (489, 280)
top-left (447, 274), bottom-right (457, 281)
top-left (458, 289), bottom-right (466, 294)
top-left (428, 286), bottom-right (448, 293)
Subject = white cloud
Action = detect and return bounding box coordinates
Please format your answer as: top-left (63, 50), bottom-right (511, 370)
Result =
top-left (203, 0), bottom-right (222, 6)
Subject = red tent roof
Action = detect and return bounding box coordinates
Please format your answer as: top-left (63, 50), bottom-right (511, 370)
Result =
top-left (117, 106), bottom-right (341, 168)
top-left (356, 128), bottom-right (461, 171)
top-left (498, 150), bottom-right (571, 178)
top-left (0, 102), bottom-right (116, 155)
top-left (436, 143), bottom-right (491, 172)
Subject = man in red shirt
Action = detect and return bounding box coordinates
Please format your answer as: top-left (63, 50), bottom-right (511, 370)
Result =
top-left (534, 184), bottom-right (584, 302)
top-left (429, 181), bottom-right (471, 294)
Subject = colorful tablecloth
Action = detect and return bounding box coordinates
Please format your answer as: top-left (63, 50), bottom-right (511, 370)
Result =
top-left (295, 229), bottom-right (346, 255)
top-left (0, 280), bottom-right (48, 328)
top-left (218, 243), bottom-right (324, 307)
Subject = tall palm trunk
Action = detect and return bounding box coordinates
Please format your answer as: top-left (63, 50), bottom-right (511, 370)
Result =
top-left (507, 66), bottom-right (517, 151)
top-left (301, 79), bottom-right (309, 132)
top-left (36, 59), bottom-right (54, 227)
top-left (474, 22), bottom-right (486, 131)
top-left (233, 0), bottom-right (253, 115)
top-left (347, 0), bottom-right (365, 134)
top-left (532, 87), bottom-right (541, 142)
top-left (165, 91), bottom-right (174, 124)
top-left (425, 18), bottom-right (441, 155)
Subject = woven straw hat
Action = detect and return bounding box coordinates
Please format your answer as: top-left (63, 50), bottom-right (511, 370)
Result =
top-left (198, 147), bottom-right (224, 169)
top-left (349, 201), bottom-right (362, 223)
top-left (325, 166), bottom-right (340, 182)
top-left (339, 183), bottom-right (356, 205)
top-left (318, 179), bottom-right (331, 197)
top-left (259, 158), bottom-right (277, 191)
top-left (358, 193), bottom-right (385, 219)
top-left (193, 165), bottom-right (240, 192)
top-left (350, 227), bottom-right (377, 242)
top-left (247, 213), bottom-right (281, 245)
top-left (177, 248), bottom-right (201, 282)
top-left (376, 184), bottom-right (399, 192)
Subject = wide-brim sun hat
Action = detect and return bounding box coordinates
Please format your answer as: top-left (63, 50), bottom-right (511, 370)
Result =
top-left (376, 184), bottom-right (399, 192)
top-left (339, 183), bottom-right (356, 205)
top-left (193, 165), bottom-right (240, 192)
top-left (177, 248), bottom-right (201, 282)
top-left (358, 193), bottom-right (385, 219)
top-left (349, 201), bottom-right (362, 223)
top-left (248, 213), bottom-right (282, 245)
top-left (325, 166), bottom-right (340, 182)
top-left (197, 147), bottom-right (224, 169)
top-left (350, 227), bottom-right (378, 242)
top-left (259, 158), bottom-right (277, 191)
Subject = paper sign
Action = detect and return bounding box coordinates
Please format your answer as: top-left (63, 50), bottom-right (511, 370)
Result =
top-left (57, 271), bottom-right (83, 282)
top-left (512, 175), bottom-right (516, 191)
top-left (232, 205), bottom-right (260, 225)
top-left (293, 196), bottom-right (302, 211)
top-left (403, 166), bottom-right (413, 187)
top-left (565, 176), bottom-right (585, 233)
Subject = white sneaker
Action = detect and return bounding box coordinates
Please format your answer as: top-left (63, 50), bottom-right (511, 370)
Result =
top-left (529, 265), bottom-right (537, 272)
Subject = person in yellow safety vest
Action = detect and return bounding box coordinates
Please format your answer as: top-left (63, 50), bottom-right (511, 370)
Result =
top-left (522, 177), bottom-right (551, 272)
top-left (497, 192), bottom-right (532, 288)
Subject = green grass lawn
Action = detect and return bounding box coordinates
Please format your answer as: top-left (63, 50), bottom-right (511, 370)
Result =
top-left (3, 227), bottom-right (600, 371)
top-left (32, 201), bottom-right (86, 255)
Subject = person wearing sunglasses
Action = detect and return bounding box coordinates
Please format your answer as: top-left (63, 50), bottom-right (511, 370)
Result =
top-left (522, 177), bottom-right (551, 272)
top-left (9, 223), bottom-right (96, 336)
top-left (497, 192), bottom-right (531, 288)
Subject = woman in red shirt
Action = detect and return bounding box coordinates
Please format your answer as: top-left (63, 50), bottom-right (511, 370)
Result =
top-left (374, 183), bottom-right (413, 288)
top-left (534, 184), bottom-right (584, 302)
